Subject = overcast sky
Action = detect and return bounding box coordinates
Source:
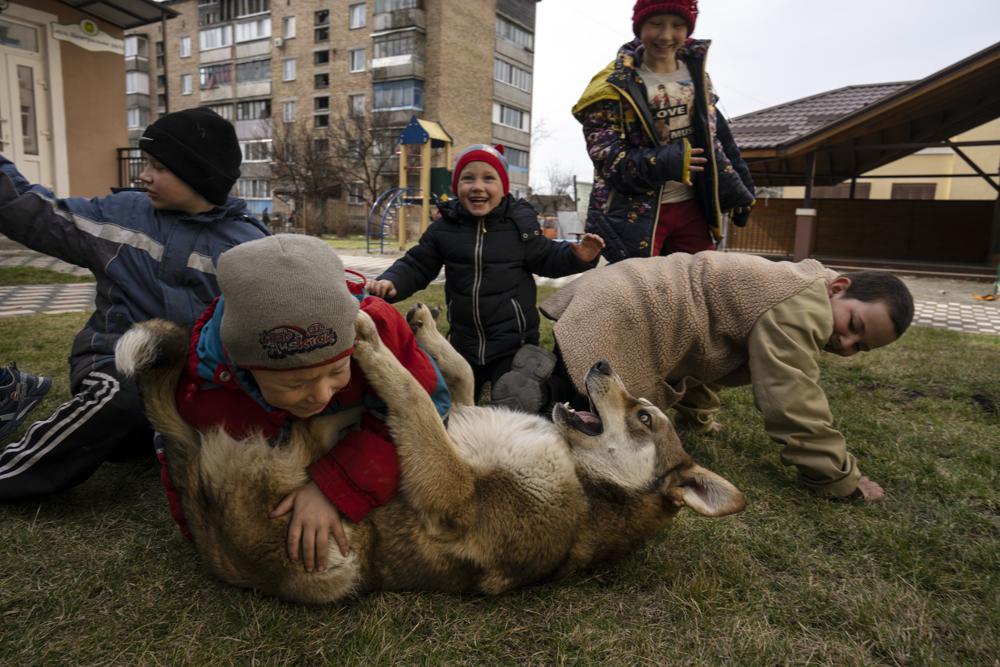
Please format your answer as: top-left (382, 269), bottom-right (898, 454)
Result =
top-left (530, 0), bottom-right (1000, 191)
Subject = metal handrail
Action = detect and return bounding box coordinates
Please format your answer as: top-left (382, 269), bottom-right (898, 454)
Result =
top-left (366, 187), bottom-right (418, 254)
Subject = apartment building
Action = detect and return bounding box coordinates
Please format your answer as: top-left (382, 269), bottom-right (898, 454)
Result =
top-left (125, 0), bottom-right (539, 229)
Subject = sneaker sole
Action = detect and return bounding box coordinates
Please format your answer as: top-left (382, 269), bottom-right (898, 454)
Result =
top-left (491, 371), bottom-right (545, 414)
top-left (510, 345), bottom-right (557, 383)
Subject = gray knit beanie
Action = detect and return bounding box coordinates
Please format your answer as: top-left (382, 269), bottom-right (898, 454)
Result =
top-left (218, 235), bottom-right (359, 370)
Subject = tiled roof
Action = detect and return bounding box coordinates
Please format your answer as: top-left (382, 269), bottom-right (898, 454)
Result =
top-left (729, 82), bottom-right (915, 149)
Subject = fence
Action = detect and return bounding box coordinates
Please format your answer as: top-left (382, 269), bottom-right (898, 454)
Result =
top-left (725, 198), bottom-right (995, 265)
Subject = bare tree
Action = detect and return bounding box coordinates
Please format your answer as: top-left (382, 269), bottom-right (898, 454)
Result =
top-left (268, 112), bottom-right (400, 236)
top-left (545, 164), bottom-right (576, 198)
top-left (268, 120), bottom-right (341, 235)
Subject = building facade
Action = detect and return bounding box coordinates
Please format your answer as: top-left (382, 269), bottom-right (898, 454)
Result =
top-left (125, 0), bottom-right (538, 230)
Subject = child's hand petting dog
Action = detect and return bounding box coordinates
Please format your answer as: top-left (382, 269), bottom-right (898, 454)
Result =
top-left (572, 233), bottom-right (605, 263)
top-left (270, 481), bottom-right (349, 572)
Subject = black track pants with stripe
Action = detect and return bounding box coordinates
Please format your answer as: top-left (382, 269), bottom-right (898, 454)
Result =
top-left (0, 368), bottom-right (153, 501)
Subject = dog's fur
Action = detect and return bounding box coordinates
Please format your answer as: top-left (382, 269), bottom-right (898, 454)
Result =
top-left (116, 303), bottom-right (745, 603)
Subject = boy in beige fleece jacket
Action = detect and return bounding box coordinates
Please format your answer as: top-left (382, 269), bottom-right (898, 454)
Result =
top-left (539, 252), bottom-right (914, 502)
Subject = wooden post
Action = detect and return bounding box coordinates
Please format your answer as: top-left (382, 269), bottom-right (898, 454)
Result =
top-left (420, 141), bottom-right (431, 232)
top-left (397, 144), bottom-right (408, 249)
top-left (793, 152), bottom-right (818, 261)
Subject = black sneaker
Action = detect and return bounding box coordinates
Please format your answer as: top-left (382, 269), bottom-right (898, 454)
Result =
top-left (490, 345), bottom-right (557, 414)
top-left (0, 363), bottom-right (52, 440)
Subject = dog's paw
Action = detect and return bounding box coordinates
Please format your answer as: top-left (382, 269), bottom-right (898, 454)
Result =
top-left (406, 302), bottom-right (440, 333)
top-left (353, 310), bottom-right (381, 352)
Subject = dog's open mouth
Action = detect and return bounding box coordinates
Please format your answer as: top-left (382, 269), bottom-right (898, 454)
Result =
top-left (553, 402), bottom-right (604, 436)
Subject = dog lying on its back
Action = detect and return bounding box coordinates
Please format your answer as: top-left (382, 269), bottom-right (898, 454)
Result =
top-left (115, 303), bottom-right (746, 603)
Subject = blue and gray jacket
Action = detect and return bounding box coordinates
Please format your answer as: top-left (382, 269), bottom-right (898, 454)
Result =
top-left (0, 156), bottom-right (269, 391)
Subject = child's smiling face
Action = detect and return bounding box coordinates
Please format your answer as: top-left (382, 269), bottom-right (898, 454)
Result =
top-left (456, 161), bottom-right (504, 217)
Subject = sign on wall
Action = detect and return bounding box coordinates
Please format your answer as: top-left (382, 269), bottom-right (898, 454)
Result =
top-left (50, 19), bottom-right (123, 55)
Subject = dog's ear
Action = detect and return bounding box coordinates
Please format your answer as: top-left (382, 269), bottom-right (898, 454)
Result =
top-left (674, 464), bottom-right (746, 517)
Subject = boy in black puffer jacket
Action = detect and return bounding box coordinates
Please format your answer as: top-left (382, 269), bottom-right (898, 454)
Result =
top-left (368, 144), bottom-right (604, 404)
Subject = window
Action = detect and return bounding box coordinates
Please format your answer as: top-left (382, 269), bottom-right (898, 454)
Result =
top-left (199, 63), bottom-right (232, 89)
top-left (314, 72), bottom-right (330, 89)
top-left (375, 0), bottom-right (418, 11)
top-left (373, 79), bottom-right (423, 110)
top-left (313, 50), bottom-right (330, 65)
top-left (205, 103), bottom-right (233, 120)
top-left (373, 31), bottom-right (419, 59)
top-left (282, 16), bottom-right (296, 39)
top-left (349, 48), bottom-right (365, 72)
top-left (124, 35), bottom-right (147, 58)
top-left (314, 96), bottom-right (330, 111)
top-left (348, 182), bottom-right (364, 205)
top-left (235, 17), bottom-right (271, 43)
top-left (240, 139), bottom-right (271, 162)
top-left (199, 25), bottom-right (232, 50)
top-left (236, 58), bottom-right (271, 82)
top-left (282, 58), bottom-right (296, 81)
top-left (314, 139), bottom-right (329, 154)
top-left (282, 100), bottom-right (296, 123)
top-left (314, 26), bottom-right (329, 42)
top-left (127, 107), bottom-right (148, 129)
top-left (236, 99), bottom-right (270, 120)
top-left (496, 16), bottom-right (533, 50)
top-left (156, 74), bottom-right (167, 88)
top-left (179, 36), bottom-right (192, 57)
top-left (349, 3), bottom-right (366, 29)
top-left (891, 183), bottom-right (936, 200)
top-left (315, 114), bottom-right (329, 128)
top-left (506, 147), bottom-right (529, 173)
top-left (493, 102), bottom-right (529, 131)
top-left (181, 73), bottom-right (193, 95)
top-left (235, 0), bottom-right (269, 18)
top-left (125, 71), bottom-right (150, 95)
top-left (349, 94), bottom-right (365, 116)
top-left (157, 93), bottom-right (167, 109)
top-left (494, 58), bottom-right (531, 92)
top-left (236, 178), bottom-right (271, 199)
top-left (155, 40), bottom-right (165, 68)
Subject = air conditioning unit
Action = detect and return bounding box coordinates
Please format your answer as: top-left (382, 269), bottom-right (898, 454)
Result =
top-left (273, 37), bottom-right (284, 48)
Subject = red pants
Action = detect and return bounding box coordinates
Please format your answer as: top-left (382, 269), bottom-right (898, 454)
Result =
top-left (652, 199), bottom-right (716, 256)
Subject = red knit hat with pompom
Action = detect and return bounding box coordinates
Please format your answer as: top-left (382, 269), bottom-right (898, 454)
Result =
top-left (632, 0), bottom-right (698, 37)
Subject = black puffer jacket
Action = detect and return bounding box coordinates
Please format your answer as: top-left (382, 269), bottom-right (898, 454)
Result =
top-left (378, 196), bottom-right (596, 366)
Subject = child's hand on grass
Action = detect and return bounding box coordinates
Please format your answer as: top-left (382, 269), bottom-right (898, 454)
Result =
top-left (572, 233), bottom-right (605, 263)
top-left (368, 279), bottom-right (397, 299)
top-left (854, 476), bottom-right (885, 502)
top-left (271, 480), bottom-right (349, 572)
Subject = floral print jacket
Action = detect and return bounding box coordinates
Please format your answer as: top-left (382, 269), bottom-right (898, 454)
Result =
top-left (573, 38), bottom-right (755, 262)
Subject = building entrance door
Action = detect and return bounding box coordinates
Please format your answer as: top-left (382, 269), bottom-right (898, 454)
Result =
top-left (0, 15), bottom-right (53, 189)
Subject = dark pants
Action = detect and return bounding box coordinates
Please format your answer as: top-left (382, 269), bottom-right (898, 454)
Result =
top-left (0, 367), bottom-right (153, 501)
top-left (653, 199), bottom-right (716, 256)
top-left (471, 354), bottom-right (515, 405)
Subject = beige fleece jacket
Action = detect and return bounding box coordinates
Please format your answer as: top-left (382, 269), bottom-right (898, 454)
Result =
top-left (540, 252), bottom-right (861, 497)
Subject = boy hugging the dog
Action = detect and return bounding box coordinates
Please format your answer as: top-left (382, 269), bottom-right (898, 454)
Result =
top-left (540, 252), bottom-right (914, 502)
top-left (164, 235), bottom-right (450, 572)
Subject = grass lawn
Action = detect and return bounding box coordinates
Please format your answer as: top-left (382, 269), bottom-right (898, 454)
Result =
top-left (0, 266), bottom-right (93, 285)
top-left (0, 286), bottom-right (998, 665)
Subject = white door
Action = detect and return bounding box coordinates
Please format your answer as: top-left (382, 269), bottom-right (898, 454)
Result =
top-left (0, 16), bottom-right (54, 189)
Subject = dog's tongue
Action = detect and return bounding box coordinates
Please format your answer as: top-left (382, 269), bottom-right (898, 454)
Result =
top-left (575, 411), bottom-right (601, 428)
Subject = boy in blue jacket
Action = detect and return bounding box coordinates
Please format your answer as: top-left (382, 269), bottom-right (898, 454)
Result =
top-left (0, 107), bottom-right (269, 501)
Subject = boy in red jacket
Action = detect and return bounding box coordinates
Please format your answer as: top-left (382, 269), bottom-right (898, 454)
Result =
top-left (166, 234), bottom-right (450, 573)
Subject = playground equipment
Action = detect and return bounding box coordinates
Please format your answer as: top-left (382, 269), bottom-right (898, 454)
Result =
top-left (382, 116), bottom-right (454, 250)
top-left (365, 187), bottom-right (416, 254)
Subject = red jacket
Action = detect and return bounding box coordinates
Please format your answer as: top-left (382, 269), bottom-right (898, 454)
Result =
top-left (161, 296), bottom-right (448, 536)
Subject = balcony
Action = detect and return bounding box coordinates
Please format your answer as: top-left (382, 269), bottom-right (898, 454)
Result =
top-left (370, 53), bottom-right (424, 81)
top-left (373, 8), bottom-right (425, 32)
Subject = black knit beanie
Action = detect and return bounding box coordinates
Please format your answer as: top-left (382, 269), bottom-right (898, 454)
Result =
top-left (139, 107), bottom-right (241, 206)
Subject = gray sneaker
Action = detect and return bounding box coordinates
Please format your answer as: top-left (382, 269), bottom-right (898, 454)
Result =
top-left (0, 363), bottom-right (52, 440)
top-left (490, 345), bottom-right (557, 414)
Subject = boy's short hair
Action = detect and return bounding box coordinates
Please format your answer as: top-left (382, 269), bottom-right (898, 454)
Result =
top-left (841, 271), bottom-right (914, 337)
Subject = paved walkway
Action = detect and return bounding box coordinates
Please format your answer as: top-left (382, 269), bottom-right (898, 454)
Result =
top-left (1, 242), bottom-right (998, 336)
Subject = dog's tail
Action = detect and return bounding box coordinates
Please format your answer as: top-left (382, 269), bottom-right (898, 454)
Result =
top-left (115, 319), bottom-right (200, 492)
